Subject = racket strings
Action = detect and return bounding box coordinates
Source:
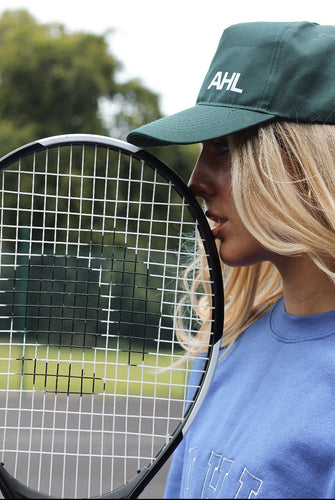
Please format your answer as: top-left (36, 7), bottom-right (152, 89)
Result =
top-left (0, 141), bottom-right (216, 498)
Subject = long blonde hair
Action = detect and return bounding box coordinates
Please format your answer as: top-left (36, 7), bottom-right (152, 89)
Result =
top-left (178, 120), bottom-right (335, 354)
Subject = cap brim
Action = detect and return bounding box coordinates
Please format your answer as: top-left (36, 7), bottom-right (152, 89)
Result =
top-left (126, 104), bottom-right (276, 147)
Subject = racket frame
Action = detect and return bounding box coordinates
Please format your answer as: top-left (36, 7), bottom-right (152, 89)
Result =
top-left (0, 134), bottom-right (223, 499)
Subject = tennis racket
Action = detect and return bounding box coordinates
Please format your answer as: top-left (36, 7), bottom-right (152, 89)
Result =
top-left (0, 134), bottom-right (223, 499)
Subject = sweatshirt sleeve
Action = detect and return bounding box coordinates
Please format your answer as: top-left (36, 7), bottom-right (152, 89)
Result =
top-left (164, 354), bottom-right (207, 498)
top-left (164, 437), bottom-right (186, 499)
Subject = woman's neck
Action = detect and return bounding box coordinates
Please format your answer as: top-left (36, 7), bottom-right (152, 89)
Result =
top-left (273, 254), bottom-right (335, 316)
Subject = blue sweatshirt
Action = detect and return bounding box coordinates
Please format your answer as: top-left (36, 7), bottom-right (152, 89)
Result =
top-left (164, 297), bottom-right (335, 498)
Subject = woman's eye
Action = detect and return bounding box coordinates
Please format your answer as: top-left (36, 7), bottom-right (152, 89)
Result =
top-left (215, 142), bottom-right (229, 155)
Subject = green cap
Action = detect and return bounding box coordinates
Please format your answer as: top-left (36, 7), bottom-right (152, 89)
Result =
top-left (127, 21), bottom-right (335, 147)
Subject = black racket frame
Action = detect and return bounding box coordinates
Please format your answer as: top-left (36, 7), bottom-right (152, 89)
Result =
top-left (0, 134), bottom-right (224, 499)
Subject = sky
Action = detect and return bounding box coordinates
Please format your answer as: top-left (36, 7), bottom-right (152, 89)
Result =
top-left (0, 0), bottom-right (334, 116)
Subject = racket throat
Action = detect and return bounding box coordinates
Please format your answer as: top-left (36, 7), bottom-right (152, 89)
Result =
top-left (0, 461), bottom-right (151, 499)
top-left (0, 463), bottom-right (48, 499)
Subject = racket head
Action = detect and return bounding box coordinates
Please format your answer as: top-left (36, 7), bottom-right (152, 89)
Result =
top-left (0, 134), bottom-right (223, 498)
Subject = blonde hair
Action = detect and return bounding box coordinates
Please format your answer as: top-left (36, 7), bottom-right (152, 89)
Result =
top-left (178, 120), bottom-right (335, 354)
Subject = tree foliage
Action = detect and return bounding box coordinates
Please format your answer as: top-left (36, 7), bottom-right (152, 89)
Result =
top-left (0, 9), bottom-right (201, 348)
top-left (0, 8), bottom-right (197, 178)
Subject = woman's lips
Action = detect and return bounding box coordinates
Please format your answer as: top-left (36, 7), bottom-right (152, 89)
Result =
top-left (205, 211), bottom-right (228, 239)
top-left (211, 220), bottom-right (227, 239)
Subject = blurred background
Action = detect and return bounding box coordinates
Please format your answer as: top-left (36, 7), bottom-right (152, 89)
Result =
top-left (0, 1), bottom-right (333, 497)
top-left (0, 0), bottom-right (333, 181)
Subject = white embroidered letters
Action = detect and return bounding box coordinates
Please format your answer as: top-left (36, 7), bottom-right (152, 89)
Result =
top-left (201, 453), bottom-right (233, 498)
top-left (207, 71), bottom-right (243, 93)
top-left (185, 448), bottom-right (263, 498)
top-left (236, 467), bottom-right (263, 498)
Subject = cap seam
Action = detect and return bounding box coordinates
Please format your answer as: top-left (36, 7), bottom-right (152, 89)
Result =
top-left (260, 23), bottom-right (303, 109)
top-left (195, 101), bottom-right (277, 117)
top-left (258, 23), bottom-right (292, 109)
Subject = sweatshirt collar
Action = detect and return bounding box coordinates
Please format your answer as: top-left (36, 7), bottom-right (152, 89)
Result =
top-left (270, 296), bottom-right (335, 343)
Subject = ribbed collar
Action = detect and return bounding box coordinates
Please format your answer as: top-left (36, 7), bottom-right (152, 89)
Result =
top-left (270, 296), bottom-right (335, 343)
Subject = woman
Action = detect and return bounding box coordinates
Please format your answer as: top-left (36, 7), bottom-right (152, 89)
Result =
top-left (127, 21), bottom-right (335, 498)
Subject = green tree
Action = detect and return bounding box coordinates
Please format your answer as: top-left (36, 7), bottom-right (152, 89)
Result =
top-left (0, 9), bottom-right (201, 351)
top-left (0, 9), bottom-right (161, 156)
top-left (0, 8), bottom-right (197, 178)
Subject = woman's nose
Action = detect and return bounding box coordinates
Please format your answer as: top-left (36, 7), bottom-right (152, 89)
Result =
top-left (188, 157), bottom-right (215, 200)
